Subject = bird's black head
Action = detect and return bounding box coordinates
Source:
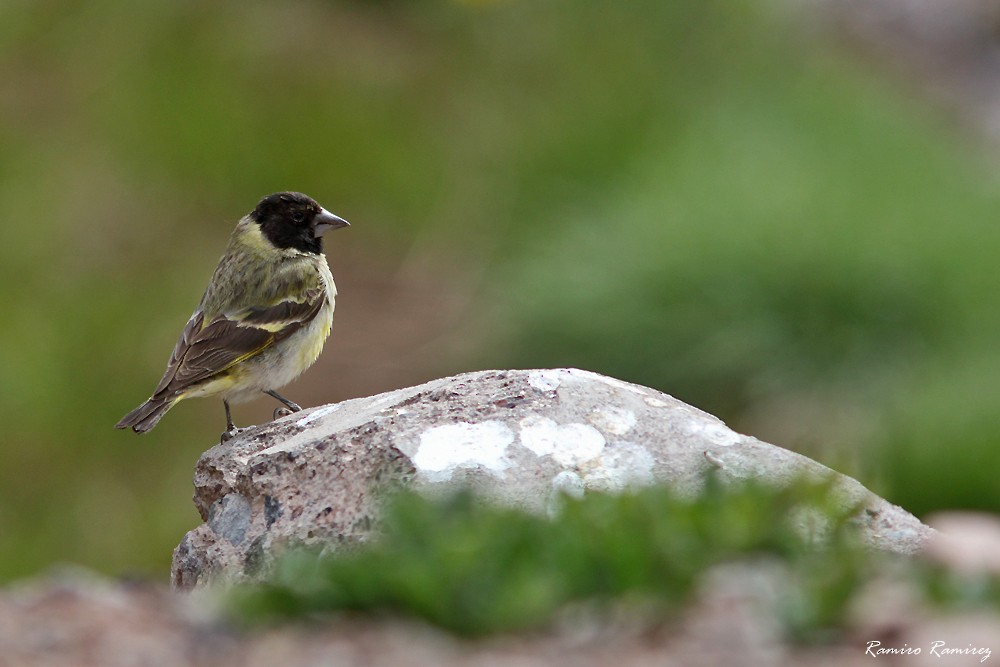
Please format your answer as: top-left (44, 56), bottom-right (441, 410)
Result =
top-left (251, 192), bottom-right (349, 254)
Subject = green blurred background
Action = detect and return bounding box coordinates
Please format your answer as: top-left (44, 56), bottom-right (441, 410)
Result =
top-left (1, 0), bottom-right (998, 583)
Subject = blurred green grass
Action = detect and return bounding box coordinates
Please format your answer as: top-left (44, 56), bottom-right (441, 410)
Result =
top-left (232, 479), bottom-right (874, 642)
top-left (236, 482), bottom-right (1000, 643)
top-left (0, 0), bottom-right (999, 581)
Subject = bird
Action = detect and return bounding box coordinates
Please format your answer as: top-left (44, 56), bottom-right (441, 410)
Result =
top-left (116, 191), bottom-right (349, 442)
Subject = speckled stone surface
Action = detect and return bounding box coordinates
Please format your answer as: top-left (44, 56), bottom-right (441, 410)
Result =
top-left (171, 369), bottom-right (933, 589)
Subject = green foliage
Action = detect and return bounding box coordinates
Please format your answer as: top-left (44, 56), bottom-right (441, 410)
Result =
top-left (231, 479), bottom-right (872, 641)
top-left (483, 21), bottom-right (1000, 489)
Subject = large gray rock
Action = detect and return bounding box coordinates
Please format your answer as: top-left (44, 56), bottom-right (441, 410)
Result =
top-left (172, 368), bottom-right (932, 589)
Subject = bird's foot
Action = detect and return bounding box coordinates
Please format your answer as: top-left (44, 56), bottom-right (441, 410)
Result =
top-left (220, 426), bottom-right (249, 445)
top-left (273, 407), bottom-right (294, 420)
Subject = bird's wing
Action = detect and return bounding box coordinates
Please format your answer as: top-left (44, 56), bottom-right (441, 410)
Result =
top-left (152, 286), bottom-right (326, 397)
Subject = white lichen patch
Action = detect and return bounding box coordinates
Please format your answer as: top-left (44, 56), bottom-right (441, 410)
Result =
top-left (527, 369), bottom-right (566, 392)
top-left (295, 404), bottom-right (341, 427)
top-left (519, 416), bottom-right (606, 466)
top-left (412, 421), bottom-right (514, 481)
top-left (644, 396), bottom-right (669, 408)
top-left (581, 441), bottom-right (656, 493)
top-left (587, 406), bottom-right (637, 436)
top-left (686, 419), bottom-right (741, 447)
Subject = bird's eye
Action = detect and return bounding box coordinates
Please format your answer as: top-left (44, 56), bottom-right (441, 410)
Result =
top-left (292, 211), bottom-right (306, 223)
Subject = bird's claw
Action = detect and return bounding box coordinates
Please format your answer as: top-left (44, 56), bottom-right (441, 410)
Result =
top-left (220, 426), bottom-right (247, 445)
top-left (273, 407), bottom-right (293, 420)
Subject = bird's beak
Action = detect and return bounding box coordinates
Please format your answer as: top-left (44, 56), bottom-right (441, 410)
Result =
top-left (314, 208), bottom-right (350, 237)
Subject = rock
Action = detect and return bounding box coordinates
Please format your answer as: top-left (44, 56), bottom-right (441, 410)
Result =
top-left (171, 368), bottom-right (933, 589)
top-left (923, 512), bottom-right (1000, 576)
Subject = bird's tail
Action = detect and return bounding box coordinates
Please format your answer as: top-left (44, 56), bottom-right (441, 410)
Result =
top-left (115, 394), bottom-right (179, 433)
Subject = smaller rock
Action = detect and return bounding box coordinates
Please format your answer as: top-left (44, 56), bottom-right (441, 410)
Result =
top-left (924, 512), bottom-right (1000, 575)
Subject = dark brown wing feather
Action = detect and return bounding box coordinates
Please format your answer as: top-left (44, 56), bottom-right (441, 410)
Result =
top-left (151, 288), bottom-right (325, 399)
